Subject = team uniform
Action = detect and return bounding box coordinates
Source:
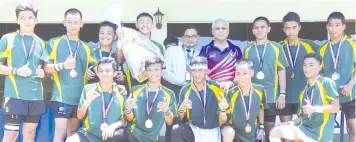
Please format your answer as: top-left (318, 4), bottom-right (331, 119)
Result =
top-left (123, 40), bottom-right (164, 93)
top-left (243, 41), bottom-right (289, 121)
top-left (199, 40), bottom-right (242, 81)
top-left (280, 39), bottom-right (320, 115)
top-left (46, 35), bottom-right (97, 118)
top-left (0, 30), bottom-right (47, 129)
top-left (296, 77), bottom-right (338, 141)
top-left (88, 46), bottom-right (117, 84)
top-left (319, 36), bottom-right (356, 119)
top-left (126, 84), bottom-right (177, 142)
top-left (76, 83), bottom-right (126, 142)
top-left (225, 84), bottom-right (267, 142)
top-left (172, 80), bottom-right (223, 142)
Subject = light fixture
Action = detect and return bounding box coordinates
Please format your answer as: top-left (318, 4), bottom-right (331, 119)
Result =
top-left (153, 7), bottom-right (164, 30)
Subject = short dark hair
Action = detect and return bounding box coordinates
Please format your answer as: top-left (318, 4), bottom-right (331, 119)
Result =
top-left (64, 8), bottom-right (82, 18)
top-left (97, 57), bottom-right (118, 71)
top-left (327, 12), bottom-right (345, 24)
top-left (190, 56), bottom-right (208, 67)
top-left (163, 37), bottom-right (179, 47)
top-left (136, 12), bottom-right (153, 22)
top-left (253, 16), bottom-right (270, 27)
top-left (144, 57), bottom-right (165, 70)
top-left (283, 12), bottom-right (300, 25)
top-left (235, 59), bottom-right (254, 70)
top-left (99, 21), bottom-right (118, 31)
top-left (304, 53), bottom-right (322, 65)
top-left (15, 3), bottom-right (38, 18)
top-left (183, 25), bottom-right (200, 36)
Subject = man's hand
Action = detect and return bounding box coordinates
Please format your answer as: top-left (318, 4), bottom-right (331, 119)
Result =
top-left (101, 123), bottom-right (116, 140)
top-left (86, 67), bottom-right (96, 80)
top-left (276, 95), bottom-right (286, 110)
top-left (180, 98), bottom-right (192, 110)
top-left (157, 97), bottom-right (169, 113)
top-left (340, 83), bottom-right (354, 96)
top-left (218, 94), bottom-right (229, 111)
top-left (63, 55), bottom-right (76, 70)
top-left (36, 65), bottom-right (45, 78)
top-left (85, 86), bottom-right (100, 105)
top-left (16, 63), bottom-right (32, 77)
top-left (125, 93), bottom-right (137, 110)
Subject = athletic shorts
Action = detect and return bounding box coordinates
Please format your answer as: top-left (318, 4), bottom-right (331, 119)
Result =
top-left (51, 101), bottom-right (78, 118)
top-left (340, 99), bottom-right (355, 120)
top-left (280, 103), bottom-right (299, 116)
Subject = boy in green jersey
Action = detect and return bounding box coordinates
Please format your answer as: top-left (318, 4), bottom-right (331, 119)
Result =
top-left (0, 3), bottom-right (47, 142)
top-left (279, 12), bottom-right (320, 124)
top-left (319, 12), bottom-right (356, 142)
top-left (124, 57), bottom-right (177, 142)
top-left (43, 8), bottom-right (97, 142)
top-left (66, 57), bottom-right (128, 142)
top-left (269, 53), bottom-right (340, 142)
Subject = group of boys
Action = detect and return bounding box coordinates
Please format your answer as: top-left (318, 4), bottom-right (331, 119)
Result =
top-left (0, 3), bottom-right (355, 142)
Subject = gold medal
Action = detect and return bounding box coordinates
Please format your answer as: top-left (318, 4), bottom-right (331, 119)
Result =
top-left (70, 69), bottom-right (78, 78)
top-left (256, 71), bottom-right (265, 80)
top-left (245, 123), bottom-right (252, 133)
top-left (332, 72), bottom-right (340, 80)
top-left (100, 123), bottom-right (108, 131)
top-left (145, 119), bottom-right (153, 128)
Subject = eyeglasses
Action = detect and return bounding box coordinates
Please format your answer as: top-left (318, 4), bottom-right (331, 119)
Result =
top-left (183, 35), bottom-right (198, 40)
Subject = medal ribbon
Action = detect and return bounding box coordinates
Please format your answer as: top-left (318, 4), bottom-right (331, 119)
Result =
top-left (285, 39), bottom-right (300, 70)
top-left (238, 85), bottom-right (253, 121)
top-left (99, 83), bottom-right (115, 123)
top-left (191, 82), bottom-right (207, 115)
top-left (329, 37), bottom-right (344, 70)
top-left (99, 46), bottom-right (113, 59)
top-left (20, 35), bottom-right (36, 64)
top-left (64, 35), bottom-right (80, 58)
top-left (145, 84), bottom-right (160, 117)
top-left (254, 41), bottom-right (268, 70)
top-left (304, 75), bottom-right (320, 104)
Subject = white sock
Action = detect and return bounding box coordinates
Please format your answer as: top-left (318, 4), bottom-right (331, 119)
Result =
top-left (269, 137), bottom-right (282, 142)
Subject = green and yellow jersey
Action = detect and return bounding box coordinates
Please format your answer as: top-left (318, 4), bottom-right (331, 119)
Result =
top-left (179, 80), bottom-right (223, 129)
top-left (319, 36), bottom-right (356, 103)
top-left (226, 84), bottom-right (266, 142)
top-left (297, 77), bottom-right (338, 142)
top-left (78, 83), bottom-right (126, 142)
top-left (46, 35), bottom-right (97, 105)
top-left (126, 84), bottom-right (177, 142)
top-left (243, 41), bottom-right (289, 103)
top-left (281, 39), bottom-right (320, 103)
top-left (0, 30), bottom-right (47, 101)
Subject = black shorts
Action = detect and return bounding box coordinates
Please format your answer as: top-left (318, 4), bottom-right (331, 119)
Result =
top-left (280, 103), bottom-right (299, 116)
top-left (264, 103), bottom-right (280, 122)
top-left (51, 101), bottom-right (78, 118)
top-left (341, 99), bottom-right (355, 120)
top-left (2, 98), bottom-right (45, 131)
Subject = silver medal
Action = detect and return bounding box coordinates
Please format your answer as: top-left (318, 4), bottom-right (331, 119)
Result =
top-left (70, 69), bottom-right (78, 78)
top-left (145, 119), bottom-right (153, 128)
top-left (256, 71), bottom-right (265, 80)
top-left (332, 72), bottom-right (340, 80)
